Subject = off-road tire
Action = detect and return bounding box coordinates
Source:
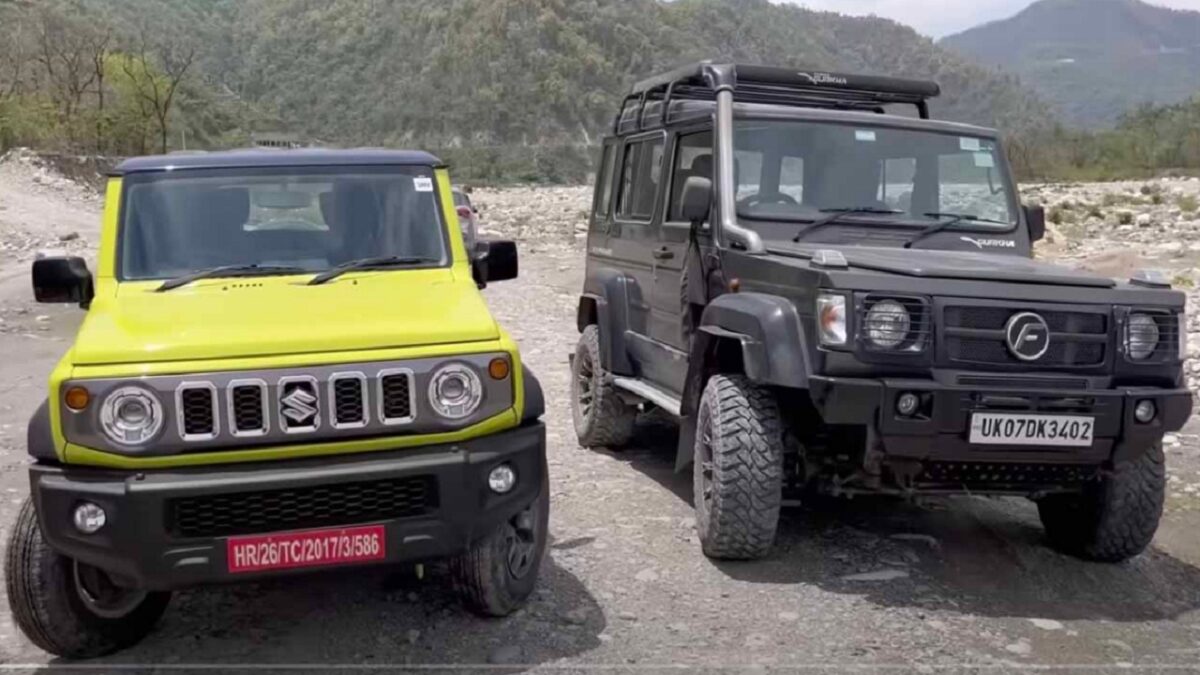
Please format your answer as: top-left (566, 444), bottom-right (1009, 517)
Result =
top-left (1037, 445), bottom-right (1166, 562)
top-left (451, 475), bottom-right (550, 617)
top-left (571, 325), bottom-right (636, 448)
top-left (5, 497), bottom-right (170, 658)
top-left (693, 374), bottom-right (784, 560)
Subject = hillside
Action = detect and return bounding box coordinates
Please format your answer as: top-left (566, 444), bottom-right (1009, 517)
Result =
top-left (3, 0), bottom-right (1055, 180)
top-left (941, 0), bottom-right (1200, 128)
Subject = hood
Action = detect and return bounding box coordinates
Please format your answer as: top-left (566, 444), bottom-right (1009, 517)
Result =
top-left (771, 244), bottom-right (1115, 288)
top-left (72, 271), bottom-right (499, 366)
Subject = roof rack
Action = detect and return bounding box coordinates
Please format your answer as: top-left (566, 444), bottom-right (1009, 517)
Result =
top-left (614, 61), bottom-right (941, 134)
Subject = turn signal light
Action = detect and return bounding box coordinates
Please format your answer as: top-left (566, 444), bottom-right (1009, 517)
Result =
top-left (488, 357), bottom-right (511, 380)
top-left (64, 386), bottom-right (90, 411)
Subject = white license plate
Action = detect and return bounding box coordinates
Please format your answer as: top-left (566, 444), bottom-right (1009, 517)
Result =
top-left (969, 413), bottom-right (1095, 447)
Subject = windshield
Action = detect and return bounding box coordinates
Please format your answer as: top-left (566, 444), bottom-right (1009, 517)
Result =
top-left (733, 120), bottom-right (1016, 231)
top-left (119, 166), bottom-right (448, 281)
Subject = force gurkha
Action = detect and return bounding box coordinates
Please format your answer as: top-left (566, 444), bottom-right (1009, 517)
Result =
top-left (571, 62), bottom-right (1192, 562)
top-left (7, 149), bottom-right (547, 657)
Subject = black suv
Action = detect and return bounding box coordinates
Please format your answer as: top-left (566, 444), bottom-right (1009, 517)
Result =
top-left (570, 62), bottom-right (1192, 563)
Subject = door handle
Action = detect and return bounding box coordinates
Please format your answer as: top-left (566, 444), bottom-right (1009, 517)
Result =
top-left (652, 248), bottom-right (675, 260)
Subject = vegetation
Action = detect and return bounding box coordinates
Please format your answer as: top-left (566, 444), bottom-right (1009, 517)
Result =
top-left (0, 0), bottom-right (1198, 184)
top-left (941, 0), bottom-right (1200, 129)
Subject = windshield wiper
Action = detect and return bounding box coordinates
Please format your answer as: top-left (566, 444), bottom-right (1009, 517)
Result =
top-left (792, 207), bottom-right (903, 242)
top-left (307, 256), bottom-right (438, 286)
top-left (902, 211), bottom-right (1008, 249)
top-left (156, 264), bottom-right (308, 292)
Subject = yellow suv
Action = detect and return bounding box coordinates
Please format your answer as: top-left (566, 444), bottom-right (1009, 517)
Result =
top-left (6, 150), bottom-right (548, 658)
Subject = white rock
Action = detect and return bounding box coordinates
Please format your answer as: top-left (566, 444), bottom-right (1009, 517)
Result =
top-left (1029, 618), bottom-right (1064, 631)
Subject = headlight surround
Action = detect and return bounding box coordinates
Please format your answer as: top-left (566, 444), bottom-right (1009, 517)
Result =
top-left (1126, 313), bottom-right (1161, 361)
top-left (98, 386), bottom-right (165, 447)
top-left (817, 293), bottom-right (848, 346)
top-left (428, 363), bottom-right (483, 420)
top-left (1179, 312), bottom-right (1189, 360)
top-left (864, 299), bottom-right (912, 350)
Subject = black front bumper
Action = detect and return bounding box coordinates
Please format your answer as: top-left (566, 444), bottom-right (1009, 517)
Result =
top-left (30, 423), bottom-right (546, 591)
top-left (809, 376), bottom-right (1192, 464)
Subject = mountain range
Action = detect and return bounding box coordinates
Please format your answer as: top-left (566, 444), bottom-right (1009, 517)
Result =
top-left (941, 0), bottom-right (1200, 128)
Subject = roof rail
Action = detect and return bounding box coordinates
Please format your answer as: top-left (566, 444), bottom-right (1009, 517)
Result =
top-left (614, 61), bottom-right (941, 134)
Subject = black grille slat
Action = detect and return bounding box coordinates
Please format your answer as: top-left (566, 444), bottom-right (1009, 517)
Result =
top-left (943, 304), bottom-right (1109, 368)
top-left (231, 385), bottom-right (265, 433)
top-left (169, 477), bottom-right (437, 538)
top-left (333, 378), bottom-right (366, 426)
top-left (180, 388), bottom-right (215, 436)
top-left (381, 374), bottom-right (412, 421)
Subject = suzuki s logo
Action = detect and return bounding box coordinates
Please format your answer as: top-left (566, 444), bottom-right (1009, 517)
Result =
top-left (1005, 312), bottom-right (1051, 362)
top-left (797, 71), bottom-right (848, 86)
top-left (280, 380), bottom-right (319, 431)
top-left (961, 236), bottom-right (1016, 249)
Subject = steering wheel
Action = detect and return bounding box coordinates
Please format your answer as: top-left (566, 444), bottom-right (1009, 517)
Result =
top-left (738, 192), bottom-right (799, 209)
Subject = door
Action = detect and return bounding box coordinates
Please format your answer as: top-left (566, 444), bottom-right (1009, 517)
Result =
top-left (652, 128), bottom-right (713, 357)
top-left (608, 134), bottom-right (666, 356)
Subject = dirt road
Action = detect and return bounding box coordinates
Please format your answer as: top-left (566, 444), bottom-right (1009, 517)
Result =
top-left (0, 173), bottom-right (1198, 673)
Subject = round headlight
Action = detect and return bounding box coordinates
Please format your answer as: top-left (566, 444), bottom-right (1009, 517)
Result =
top-left (1126, 313), bottom-right (1160, 361)
top-left (865, 300), bottom-right (912, 350)
top-left (428, 364), bottom-right (483, 420)
top-left (99, 386), bottom-right (164, 447)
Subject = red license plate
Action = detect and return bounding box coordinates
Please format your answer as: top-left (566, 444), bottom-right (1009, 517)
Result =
top-left (226, 524), bottom-right (386, 574)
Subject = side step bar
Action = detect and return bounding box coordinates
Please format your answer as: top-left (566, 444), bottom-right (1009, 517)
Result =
top-left (612, 376), bottom-right (682, 417)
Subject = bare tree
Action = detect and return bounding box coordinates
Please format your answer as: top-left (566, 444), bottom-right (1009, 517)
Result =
top-left (120, 28), bottom-right (195, 154)
top-left (31, 8), bottom-right (107, 146)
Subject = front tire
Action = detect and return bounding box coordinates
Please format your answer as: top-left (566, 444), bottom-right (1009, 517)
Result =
top-left (571, 325), bottom-right (636, 448)
top-left (693, 375), bottom-right (785, 560)
top-left (451, 475), bottom-right (549, 617)
top-left (5, 497), bottom-right (170, 658)
top-left (1038, 445), bottom-right (1166, 562)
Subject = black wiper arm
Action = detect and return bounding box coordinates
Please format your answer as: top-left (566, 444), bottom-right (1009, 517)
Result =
top-left (792, 207), bottom-right (903, 242)
top-left (902, 212), bottom-right (983, 249)
top-left (156, 264), bottom-right (307, 292)
top-left (307, 256), bottom-right (438, 286)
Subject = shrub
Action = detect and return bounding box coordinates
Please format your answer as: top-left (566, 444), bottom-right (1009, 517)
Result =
top-left (1117, 211), bottom-right (1134, 225)
top-left (1178, 195), bottom-right (1199, 213)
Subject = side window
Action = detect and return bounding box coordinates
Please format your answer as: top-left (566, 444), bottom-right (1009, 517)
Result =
top-left (668, 131), bottom-right (713, 221)
top-left (592, 144), bottom-right (616, 227)
top-left (616, 138), bottom-right (665, 222)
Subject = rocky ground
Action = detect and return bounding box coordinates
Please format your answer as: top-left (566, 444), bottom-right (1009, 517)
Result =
top-left (0, 154), bottom-right (1198, 672)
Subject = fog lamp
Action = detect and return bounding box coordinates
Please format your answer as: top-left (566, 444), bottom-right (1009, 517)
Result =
top-left (896, 392), bottom-right (921, 417)
top-left (1134, 399), bottom-right (1157, 424)
top-left (72, 502), bottom-right (106, 534)
top-left (488, 464), bottom-right (517, 494)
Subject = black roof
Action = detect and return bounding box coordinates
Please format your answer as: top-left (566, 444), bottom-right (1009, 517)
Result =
top-left (113, 148), bottom-right (443, 175)
top-left (616, 61), bottom-right (942, 134)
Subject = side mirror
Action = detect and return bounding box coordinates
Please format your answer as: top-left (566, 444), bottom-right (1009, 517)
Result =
top-left (1023, 204), bottom-right (1046, 243)
top-left (472, 239), bottom-right (518, 288)
top-left (33, 256), bottom-right (93, 307)
top-left (681, 176), bottom-right (713, 227)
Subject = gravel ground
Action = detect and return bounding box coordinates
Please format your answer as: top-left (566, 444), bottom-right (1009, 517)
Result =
top-left (0, 158), bottom-right (1197, 673)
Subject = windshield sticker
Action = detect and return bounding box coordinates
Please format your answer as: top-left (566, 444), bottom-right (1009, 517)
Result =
top-left (413, 176), bottom-right (434, 192)
top-left (973, 152), bottom-right (995, 168)
top-left (855, 130), bottom-right (877, 142)
top-left (960, 137), bottom-right (981, 152)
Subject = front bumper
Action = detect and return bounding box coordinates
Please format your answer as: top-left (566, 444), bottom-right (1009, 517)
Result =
top-left (30, 422), bottom-right (546, 591)
top-left (809, 376), bottom-right (1192, 464)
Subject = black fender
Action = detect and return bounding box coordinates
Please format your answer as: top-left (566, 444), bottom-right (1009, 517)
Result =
top-left (28, 399), bottom-right (58, 461)
top-left (674, 293), bottom-right (810, 471)
top-left (577, 266), bottom-right (637, 375)
top-left (521, 365), bottom-right (545, 424)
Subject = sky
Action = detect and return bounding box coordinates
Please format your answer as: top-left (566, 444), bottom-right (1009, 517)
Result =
top-left (788, 0), bottom-right (1200, 38)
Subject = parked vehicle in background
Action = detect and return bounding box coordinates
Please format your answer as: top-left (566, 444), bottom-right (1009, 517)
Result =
top-left (571, 61), bottom-right (1191, 564)
top-left (8, 149), bottom-right (547, 658)
top-left (453, 187), bottom-right (479, 251)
